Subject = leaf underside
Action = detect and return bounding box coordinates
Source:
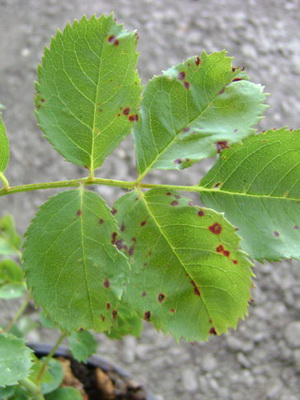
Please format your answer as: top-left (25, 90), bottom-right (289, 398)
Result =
top-left (35, 14), bottom-right (141, 171)
top-left (0, 115), bottom-right (9, 173)
top-left (200, 128), bottom-right (300, 262)
top-left (134, 51), bottom-right (267, 178)
top-left (114, 188), bottom-right (253, 342)
top-left (23, 189), bottom-right (130, 332)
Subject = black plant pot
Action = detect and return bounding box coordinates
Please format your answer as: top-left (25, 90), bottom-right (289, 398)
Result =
top-left (27, 343), bottom-right (157, 400)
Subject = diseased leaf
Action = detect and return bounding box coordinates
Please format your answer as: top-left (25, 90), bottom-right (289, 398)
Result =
top-left (134, 51), bottom-right (267, 179)
top-left (106, 304), bottom-right (143, 340)
top-left (69, 330), bottom-right (97, 363)
top-left (200, 128), bottom-right (300, 261)
top-left (0, 115), bottom-right (9, 174)
top-left (114, 188), bottom-right (253, 342)
top-left (0, 334), bottom-right (33, 387)
top-left (23, 189), bottom-right (130, 332)
top-left (35, 14), bottom-right (141, 172)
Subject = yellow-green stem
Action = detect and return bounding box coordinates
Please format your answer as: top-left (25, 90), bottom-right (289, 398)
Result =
top-left (4, 292), bottom-right (32, 333)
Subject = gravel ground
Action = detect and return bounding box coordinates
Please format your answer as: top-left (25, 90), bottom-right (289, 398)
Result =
top-left (1, 0), bottom-right (300, 399)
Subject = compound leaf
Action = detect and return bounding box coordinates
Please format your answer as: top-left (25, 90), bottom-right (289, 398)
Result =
top-left (23, 189), bottom-right (130, 332)
top-left (200, 128), bottom-right (300, 261)
top-left (134, 51), bottom-right (267, 179)
top-left (113, 188), bottom-right (253, 342)
top-left (0, 115), bottom-right (9, 174)
top-left (0, 334), bottom-right (33, 387)
top-left (35, 14), bottom-right (141, 173)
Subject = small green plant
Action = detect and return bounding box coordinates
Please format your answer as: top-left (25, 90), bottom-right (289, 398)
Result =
top-left (0, 13), bottom-right (299, 399)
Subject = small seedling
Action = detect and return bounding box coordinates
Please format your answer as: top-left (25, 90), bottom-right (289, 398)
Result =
top-left (0, 14), bottom-right (299, 399)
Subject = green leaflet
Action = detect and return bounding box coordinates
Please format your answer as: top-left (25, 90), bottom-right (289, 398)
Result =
top-left (23, 189), bottom-right (130, 332)
top-left (45, 387), bottom-right (82, 400)
top-left (114, 188), bottom-right (253, 342)
top-left (35, 15), bottom-right (141, 173)
top-left (200, 128), bottom-right (300, 261)
top-left (0, 215), bottom-right (22, 257)
top-left (0, 115), bottom-right (9, 183)
top-left (69, 330), bottom-right (97, 363)
top-left (0, 334), bottom-right (33, 387)
top-left (134, 51), bottom-right (267, 180)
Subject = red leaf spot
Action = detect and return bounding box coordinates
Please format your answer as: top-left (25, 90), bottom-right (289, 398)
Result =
top-left (140, 220), bottom-right (147, 226)
top-left (215, 141), bottom-right (229, 153)
top-left (174, 158), bottom-right (182, 164)
top-left (111, 208), bottom-right (118, 215)
top-left (198, 209), bottom-right (205, 217)
top-left (100, 314), bottom-right (106, 321)
top-left (274, 231), bottom-right (280, 237)
top-left (170, 200), bottom-right (179, 206)
top-left (128, 245), bottom-right (135, 256)
top-left (191, 281), bottom-right (201, 296)
top-left (120, 222), bottom-right (125, 231)
top-left (223, 250), bottom-right (230, 257)
top-left (195, 57), bottom-right (201, 66)
top-left (185, 158), bottom-right (190, 162)
top-left (294, 225), bottom-right (299, 230)
top-left (183, 127), bottom-right (190, 132)
top-left (103, 279), bottom-right (110, 288)
top-left (111, 232), bottom-right (117, 244)
top-left (184, 81), bottom-right (190, 89)
top-left (178, 71), bottom-right (186, 81)
top-left (99, 218), bottom-right (104, 224)
top-left (170, 308), bottom-right (176, 313)
top-left (144, 311), bottom-right (151, 321)
top-left (213, 182), bottom-right (222, 188)
top-left (129, 114), bottom-right (139, 122)
top-left (114, 40), bottom-right (119, 46)
top-left (76, 210), bottom-right (82, 216)
top-left (209, 223), bottom-right (222, 235)
top-left (142, 292), bottom-right (147, 297)
top-left (233, 260), bottom-right (238, 264)
top-left (209, 327), bottom-right (217, 335)
top-left (216, 245), bottom-right (224, 253)
top-left (115, 240), bottom-right (123, 250)
top-left (108, 35), bottom-right (116, 43)
top-left (158, 293), bottom-right (166, 303)
top-left (40, 98), bottom-right (46, 103)
top-left (123, 107), bottom-right (130, 115)
top-left (166, 192), bottom-right (172, 196)
top-left (112, 310), bottom-right (118, 320)
top-left (218, 87), bottom-right (225, 95)
top-left (106, 303), bottom-right (111, 310)
top-left (232, 78), bottom-right (242, 82)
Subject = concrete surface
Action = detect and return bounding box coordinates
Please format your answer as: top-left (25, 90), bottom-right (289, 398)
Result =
top-left (1, 0), bottom-right (300, 399)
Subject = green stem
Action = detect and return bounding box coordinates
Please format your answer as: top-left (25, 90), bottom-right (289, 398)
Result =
top-left (0, 171), bottom-right (9, 188)
top-left (36, 332), bottom-right (68, 384)
top-left (19, 378), bottom-right (45, 400)
top-left (4, 292), bottom-right (32, 333)
top-left (0, 176), bottom-right (213, 198)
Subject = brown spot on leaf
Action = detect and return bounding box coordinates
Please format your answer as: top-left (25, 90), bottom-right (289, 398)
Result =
top-left (129, 114), bottom-right (138, 122)
top-left (233, 260), bottom-right (238, 264)
top-left (195, 56), bottom-right (201, 66)
top-left (191, 281), bottom-right (201, 296)
top-left (142, 292), bottom-right (147, 297)
top-left (120, 222), bottom-right (125, 231)
top-left (274, 231), bottom-right (280, 237)
top-left (112, 310), bottom-right (118, 320)
top-left (219, 87), bottom-right (225, 95)
top-left (111, 232), bottom-right (117, 244)
top-left (76, 210), bottom-right (82, 216)
top-left (232, 78), bottom-right (242, 82)
top-left (183, 127), bottom-right (190, 132)
top-left (223, 250), bottom-right (230, 257)
top-left (184, 81), bottom-right (190, 89)
top-left (158, 293), bottom-right (166, 303)
top-left (174, 158), bottom-right (182, 164)
top-left (111, 208), bottom-right (117, 215)
top-left (170, 200), bottom-right (179, 206)
top-left (140, 220), bottom-right (147, 227)
top-left (213, 182), bottom-right (222, 188)
top-left (108, 35), bottom-right (116, 43)
top-left (128, 245), bottom-right (135, 256)
top-left (103, 279), bottom-right (110, 288)
top-left (198, 209), bottom-right (205, 217)
top-left (215, 141), bottom-right (229, 153)
top-left (209, 327), bottom-right (217, 335)
top-left (178, 71), bottom-right (186, 81)
top-left (123, 107), bottom-right (130, 115)
top-left (209, 223), bottom-right (222, 235)
top-left (170, 308), bottom-right (176, 313)
top-left (294, 225), bottom-right (299, 230)
top-left (144, 311), bottom-right (151, 321)
top-left (99, 218), bottom-right (104, 224)
top-left (114, 40), bottom-right (119, 46)
top-left (166, 192), bottom-right (172, 196)
top-left (100, 314), bottom-right (106, 321)
top-left (216, 245), bottom-right (224, 253)
top-left (115, 240), bottom-right (123, 250)
top-left (106, 303), bottom-right (111, 310)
